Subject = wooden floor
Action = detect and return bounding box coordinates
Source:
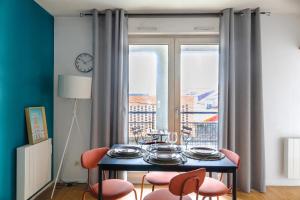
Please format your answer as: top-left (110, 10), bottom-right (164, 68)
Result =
top-left (37, 184), bottom-right (300, 200)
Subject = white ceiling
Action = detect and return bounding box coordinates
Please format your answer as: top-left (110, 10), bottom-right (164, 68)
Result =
top-left (35, 0), bottom-right (300, 16)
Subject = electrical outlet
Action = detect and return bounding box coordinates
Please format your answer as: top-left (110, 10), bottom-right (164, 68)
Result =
top-left (74, 161), bottom-right (80, 166)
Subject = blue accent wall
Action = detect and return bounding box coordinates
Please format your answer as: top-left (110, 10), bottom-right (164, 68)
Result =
top-left (0, 1), bottom-right (53, 199)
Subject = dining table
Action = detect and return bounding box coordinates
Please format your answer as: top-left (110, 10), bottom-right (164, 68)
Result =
top-left (98, 144), bottom-right (238, 200)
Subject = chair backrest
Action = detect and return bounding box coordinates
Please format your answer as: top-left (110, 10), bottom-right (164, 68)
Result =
top-left (220, 148), bottom-right (240, 169)
top-left (81, 147), bottom-right (109, 169)
top-left (181, 125), bottom-right (192, 135)
top-left (169, 168), bottom-right (206, 197)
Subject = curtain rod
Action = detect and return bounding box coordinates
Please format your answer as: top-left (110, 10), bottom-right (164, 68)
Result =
top-left (80, 11), bottom-right (271, 17)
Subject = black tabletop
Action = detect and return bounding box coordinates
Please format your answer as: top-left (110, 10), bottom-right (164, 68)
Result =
top-left (98, 144), bottom-right (237, 173)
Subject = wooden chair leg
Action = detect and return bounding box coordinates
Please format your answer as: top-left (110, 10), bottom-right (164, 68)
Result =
top-left (82, 191), bottom-right (88, 200)
top-left (152, 184), bottom-right (155, 191)
top-left (140, 175), bottom-right (146, 200)
top-left (202, 197), bottom-right (206, 200)
top-left (196, 192), bottom-right (199, 200)
top-left (133, 188), bottom-right (138, 200)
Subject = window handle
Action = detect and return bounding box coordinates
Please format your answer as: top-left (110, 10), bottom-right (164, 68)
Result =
top-left (175, 107), bottom-right (180, 116)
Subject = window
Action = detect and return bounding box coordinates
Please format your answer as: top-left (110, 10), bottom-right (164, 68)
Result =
top-left (128, 37), bottom-right (219, 149)
top-left (128, 42), bottom-right (170, 144)
top-left (179, 44), bottom-right (219, 149)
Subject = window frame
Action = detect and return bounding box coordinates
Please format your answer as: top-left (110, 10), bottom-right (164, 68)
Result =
top-left (128, 36), bottom-right (175, 133)
top-left (128, 35), bottom-right (219, 143)
top-left (174, 36), bottom-right (219, 136)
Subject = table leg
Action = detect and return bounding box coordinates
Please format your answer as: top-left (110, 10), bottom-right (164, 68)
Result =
top-left (98, 166), bottom-right (103, 200)
top-left (232, 169), bottom-right (237, 200)
top-left (208, 172), bottom-right (212, 200)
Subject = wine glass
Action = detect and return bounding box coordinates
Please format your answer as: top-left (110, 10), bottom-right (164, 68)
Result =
top-left (167, 132), bottom-right (178, 147)
top-left (182, 133), bottom-right (192, 150)
top-left (152, 131), bottom-right (159, 147)
top-left (181, 126), bottom-right (192, 150)
top-left (137, 136), bottom-right (145, 149)
top-left (132, 127), bottom-right (139, 144)
top-left (136, 129), bottom-right (146, 149)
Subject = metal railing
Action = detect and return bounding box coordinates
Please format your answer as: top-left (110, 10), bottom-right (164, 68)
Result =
top-left (180, 121), bottom-right (218, 149)
top-left (128, 111), bottom-right (218, 149)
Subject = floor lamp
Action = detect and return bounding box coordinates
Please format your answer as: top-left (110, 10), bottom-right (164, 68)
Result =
top-left (51, 74), bottom-right (92, 199)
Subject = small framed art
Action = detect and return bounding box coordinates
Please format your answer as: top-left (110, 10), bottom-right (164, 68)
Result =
top-left (25, 106), bottom-right (48, 145)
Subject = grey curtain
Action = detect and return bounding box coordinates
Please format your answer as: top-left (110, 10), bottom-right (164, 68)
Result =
top-left (218, 8), bottom-right (265, 192)
top-left (90, 9), bottom-right (128, 183)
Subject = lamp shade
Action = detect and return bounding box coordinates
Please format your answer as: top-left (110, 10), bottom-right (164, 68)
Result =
top-left (58, 74), bottom-right (92, 99)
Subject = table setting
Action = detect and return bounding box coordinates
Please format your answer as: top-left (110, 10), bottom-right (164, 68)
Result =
top-left (107, 145), bottom-right (146, 159)
top-left (106, 129), bottom-right (225, 165)
top-left (99, 130), bottom-right (238, 200)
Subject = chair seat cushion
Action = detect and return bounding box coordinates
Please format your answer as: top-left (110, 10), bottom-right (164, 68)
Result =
top-left (91, 179), bottom-right (134, 199)
top-left (198, 177), bottom-right (230, 197)
top-left (145, 172), bottom-right (178, 185)
top-left (144, 188), bottom-right (192, 200)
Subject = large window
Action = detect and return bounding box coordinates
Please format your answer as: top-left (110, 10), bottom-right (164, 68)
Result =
top-left (128, 43), bottom-right (169, 143)
top-left (179, 44), bottom-right (219, 148)
top-left (128, 37), bottom-right (219, 149)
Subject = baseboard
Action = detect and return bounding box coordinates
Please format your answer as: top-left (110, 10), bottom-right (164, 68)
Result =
top-left (60, 178), bottom-right (87, 183)
top-left (29, 181), bottom-right (53, 200)
top-left (266, 180), bottom-right (300, 186)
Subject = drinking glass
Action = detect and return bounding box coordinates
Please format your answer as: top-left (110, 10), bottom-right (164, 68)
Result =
top-left (182, 133), bottom-right (191, 150)
top-left (137, 133), bottom-right (145, 149)
top-left (167, 132), bottom-right (178, 146)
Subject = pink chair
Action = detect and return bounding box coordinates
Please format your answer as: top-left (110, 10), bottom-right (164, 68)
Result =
top-left (81, 147), bottom-right (138, 200)
top-left (143, 168), bottom-right (206, 200)
top-left (198, 149), bottom-right (240, 200)
top-left (140, 172), bottom-right (178, 200)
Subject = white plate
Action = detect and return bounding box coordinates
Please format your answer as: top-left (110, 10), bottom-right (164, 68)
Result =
top-left (150, 153), bottom-right (181, 161)
top-left (114, 148), bottom-right (139, 155)
top-left (112, 146), bottom-right (141, 156)
top-left (190, 147), bottom-right (218, 156)
top-left (147, 145), bottom-right (181, 152)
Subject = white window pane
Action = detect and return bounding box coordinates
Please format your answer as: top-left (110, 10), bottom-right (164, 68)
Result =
top-left (180, 45), bottom-right (219, 149)
top-left (129, 45), bottom-right (168, 144)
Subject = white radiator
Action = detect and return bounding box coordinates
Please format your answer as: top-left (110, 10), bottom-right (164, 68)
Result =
top-left (17, 139), bottom-right (52, 200)
top-left (284, 138), bottom-right (300, 179)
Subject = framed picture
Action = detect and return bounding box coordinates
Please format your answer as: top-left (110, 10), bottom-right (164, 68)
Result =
top-left (25, 107), bottom-right (48, 145)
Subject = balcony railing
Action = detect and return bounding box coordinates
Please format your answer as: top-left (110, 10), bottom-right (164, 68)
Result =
top-left (128, 111), bottom-right (218, 149)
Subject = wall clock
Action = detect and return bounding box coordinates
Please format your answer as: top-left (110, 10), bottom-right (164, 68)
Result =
top-left (74, 53), bottom-right (94, 73)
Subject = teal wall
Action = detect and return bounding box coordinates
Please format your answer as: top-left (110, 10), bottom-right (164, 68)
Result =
top-left (0, 0), bottom-right (53, 199)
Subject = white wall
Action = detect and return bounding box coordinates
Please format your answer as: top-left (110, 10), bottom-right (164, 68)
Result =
top-left (261, 14), bottom-right (300, 185)
top-left (54, 14), bottom-right (300, 185)
top-left (54, 17), bottom-right (92, 182)
top-left (128, 17), bottom-right (219, 34)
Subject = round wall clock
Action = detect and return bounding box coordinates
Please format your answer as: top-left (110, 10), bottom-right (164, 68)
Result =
top-left (74, 53), bottom-right (94, 73)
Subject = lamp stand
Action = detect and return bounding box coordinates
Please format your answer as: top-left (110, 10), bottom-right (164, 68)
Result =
top-left (51, 99), bottom-right (81, 199)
